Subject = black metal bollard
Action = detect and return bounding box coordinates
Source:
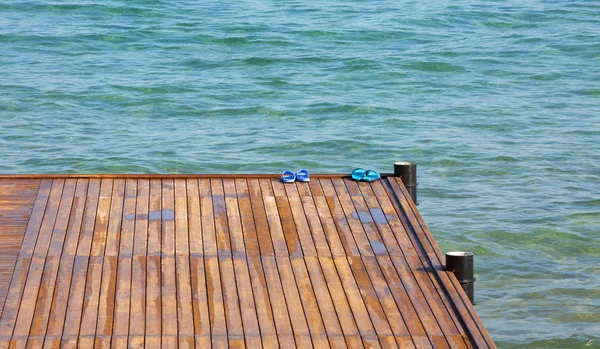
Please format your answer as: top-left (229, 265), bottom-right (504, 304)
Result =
top-left (445, 251), bottom-right (476, 304)
top-left (394, 162), bottom-right (417, 204)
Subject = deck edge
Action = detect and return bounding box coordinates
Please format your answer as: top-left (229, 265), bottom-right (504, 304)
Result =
top-left (383, 177), bottom-right (496, 349)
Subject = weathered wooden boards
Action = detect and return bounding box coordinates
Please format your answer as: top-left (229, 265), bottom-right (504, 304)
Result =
top-left (0, 176), bottom-right (495, 348)
top-left (0, 179), bottom-right (40, 318)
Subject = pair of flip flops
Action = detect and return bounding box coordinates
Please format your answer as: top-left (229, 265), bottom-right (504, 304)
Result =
top-left (282, 169), bottom-right (310, 183)
top-left (351, 168), bottom-right (380, 182)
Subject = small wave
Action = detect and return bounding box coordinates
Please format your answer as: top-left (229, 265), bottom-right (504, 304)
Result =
top-left (575, 89), bottom-right (600, 96)
top-left (109, 84), bottom-right (198, 94)
top-left (405, 61), bottom-right (465, 73)
top-left (531, 73), bottom-right (562, 81)
top-left (242, 57), bottom-right (277, 66)
top-left (211, 36), bottom-right (292, 46)
top-left (301, 103), bottom-right (384, 115)
top-left (250, 139), bottom-right (372, 155)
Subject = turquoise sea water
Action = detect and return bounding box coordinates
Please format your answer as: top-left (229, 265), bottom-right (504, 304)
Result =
top-left (1, 0), bottom-right (599, 347)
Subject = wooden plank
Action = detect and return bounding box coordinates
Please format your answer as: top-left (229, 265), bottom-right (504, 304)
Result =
top-left (331, 256), bottom-right (381, 348)
top-left (201, 179), bottom-right (217, 257)
top-left (30, 179), bottom-right (65, 259)
top-left (187, 179), bottom-right (203, 257)
top-left (303, 256), bottom-right (346, 348)
top-left (11, 179), bottom-right (65, 342)
top-left (175, 179), bottom-right (190, 256)
top-left (349, 256), bottom-right (413, 348)
top-left (317, 179), bottom-right (360, 256)
top-left (161, 256), bottom-right (178, 347)
top-left (27, 179), bottom-right (78, 341)
top-left (111, 179), bottom-right (137, 347)
top-left (174, 179), bottom-right (194, 345)
top-left (60, 255), bottom-right (88, 346)
top-left (160, 179), bottom-right (178, 347)
top-left (60, 179), bottom-right (101, 346)
top-left (212, 179), bottom-right (231, 257)
top-left (134, 179), bottom-right (150, 256)
top-left (223, 179), bottom-right (245, 255)
top-left (44, 179), bottom-right (77, 258)
top-left (261, 256), bottom-right (295, 347)
top-left (386, 178), bottom-right (491, 348)
top-left (201, 180), bottom-right (229, 347)
top-left (15, 179), bottom-right (53, 258)
top-left (369, 256), bottom-right (430, 348)
top-left (289, 257), bottom-right (329, 348)
top-left (111, 257), bottom-right (132, 348)
top-left (128, 335), bottom-right (145, 349)
top-left (275, 257), bottom-right (312, 348)
top-left (205, 256), bottom-right (227, 348)
top-left (344, 180), bottom-right (391, 257)
top-left (295, 181), bottom-right (311, 197)
top-left (346, 181), bottom-right (424, 346)
top-left (360, 182), bottom-right (416, 257)
top-left (190, 256), bottom-right (211, 348)
top-left (175, 242), bottom-right (194, 346)
top-left (73, 179), bottom-right (107, 344)
top-left (147, 179), bottom-right (162, 256)
top-left (386, 254), bottom-right (446, 346)
top-left (228, 181), bottom-right (263, 347)
top-left (212, 178), bottom-right (244, 347)
top-left (247, 179), bottom-right (274, 257)
top-left (234, 179), bottom-right (259, 257)
top-left (309, 191), bottom-right (346, 257)
top-left (103, 179), bottom-right (126, 257)
top-left (294, 189), bottom-right (330, 257)
top-left (129, 256), bottom-right (146, 344)
top-left (199, 178), bottom-right (211, 197)
top-left (270, 179), bottom-right (286, 198)
top-left (119, 179), bottom-right (137, 256)
top-left (317, 256), bottom-right (362, 348)
top-left (145, 255), bottom-right (161, 343)
top-left (246, 255), bottom-right (278, 349)
top-left (26, 257), bottom-right (58, 344)
top-left (45, 179), bottom-right (92, 342)
top-left (87, 178), bottom-right (112, 259)
top-left (129, 179), bottom-right (149, 344)
top-left (260, 180), bottom-right (288, 257)
top-left (188, 180), bottom-right (211, 346)
top-left (219, 255), bottom-right (244, 347)
top-left (179, 335), bottom-right (195, 349)
top-left (366, 182), bottom-right (438, 346)
top-left (330, 178), bottom-right (373, 257)
top-left (382, 180), bottom-right (466, 342)
top-left (275, 194), bottom-right (303, 257)
top-left (42, 337), bottom-right (61, 348)
top-left (176, 254), bottom-right (195, 347)
top-left (95, 179), bottom-right (125, 340)
top-left (0, 181), bottom-right (40, 313)
top-left (407, 257), bottom-right (465, 349)
top-left (237, 178), bottom-right (276, 346)
top-left (162, 179), bottom-right (175, 257)
top-left (232, 256), bottom-right (262, 348)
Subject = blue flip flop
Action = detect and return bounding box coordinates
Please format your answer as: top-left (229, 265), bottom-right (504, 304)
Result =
top-left (296, 169), bottom-right (310, 182)
top-left (363, 170), bottom-right (381, 182)
top-left (282, 170), bottom-right (296, 183)
top-left (351, 168), bottom-right (366, 181)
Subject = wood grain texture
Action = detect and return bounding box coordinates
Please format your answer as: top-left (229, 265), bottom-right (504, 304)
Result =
top-left (0, 175), bottom-right (495, 348)
top-left (0, 179), bottom-right (41, 320)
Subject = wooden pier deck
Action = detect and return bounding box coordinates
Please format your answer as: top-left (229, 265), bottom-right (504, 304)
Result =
top-left (0, 174), bottom-right (495, 348)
